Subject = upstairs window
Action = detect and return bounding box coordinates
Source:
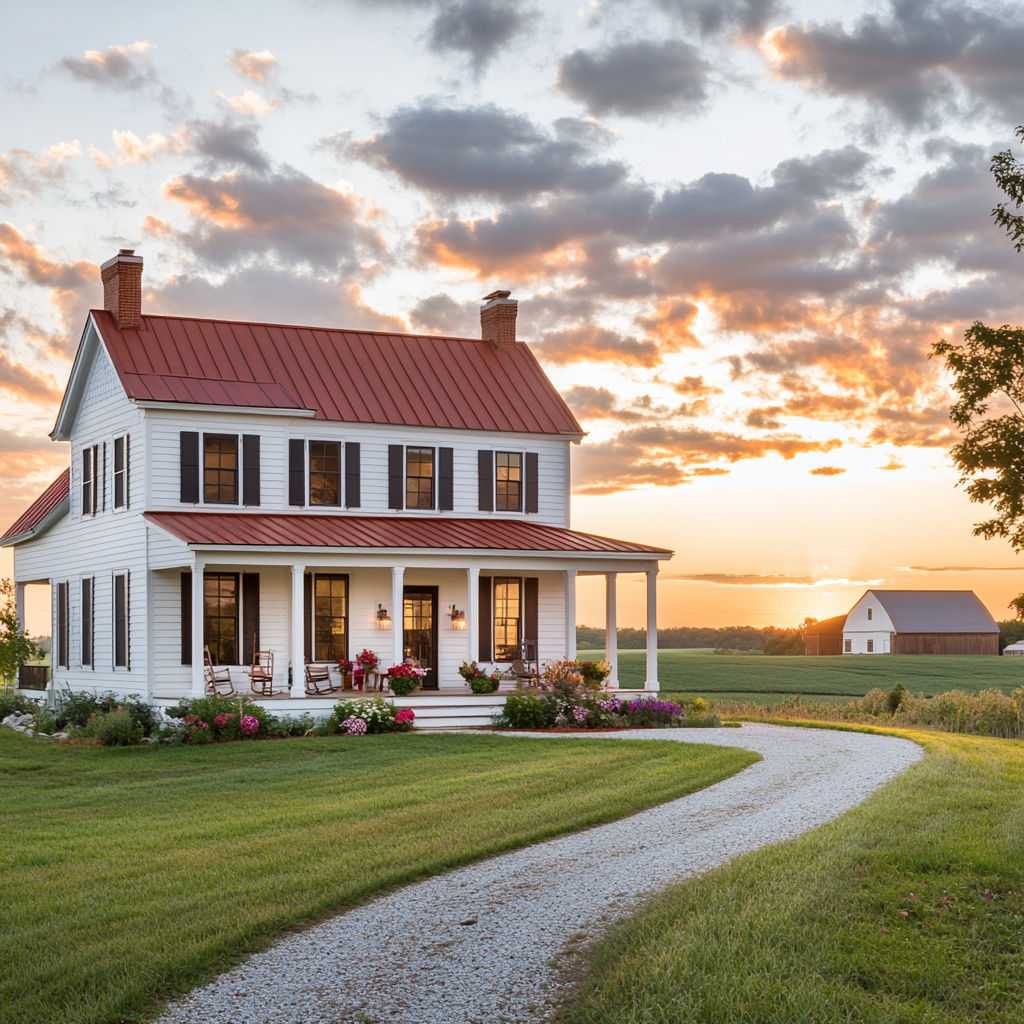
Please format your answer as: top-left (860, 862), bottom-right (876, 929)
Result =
top-left (81, 445), bottom-right (98, 515)
top-left (309, 441), bottom-right (341, 506)
top-left (113, 435), bottom-right (128, 508)
top-left (204, 435), bottom-right (238, 504)
top-left (867, 607), bottom-right (873, 621)
top-left (496, 452), bottom-right (522, 511)
top-left (406, 447), bottom-right (434, 509)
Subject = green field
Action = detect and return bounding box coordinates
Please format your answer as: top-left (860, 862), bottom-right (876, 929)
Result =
top-left (559, 729), bottom-right (1024, 1024)
top-left (589, 650), bottom-right (1024, 704)
top-left (0, 729), bottom-right (755, 1024)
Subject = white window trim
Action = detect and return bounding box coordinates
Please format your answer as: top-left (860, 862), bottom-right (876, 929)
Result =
top-left (493, 448), bottom-right (527, 517)
top-left (307, 437), bottom-right (345, 509)
top-left (112, 434), bottom-right (130, 513)
top-left (198, 431), bottom-right (243, 508)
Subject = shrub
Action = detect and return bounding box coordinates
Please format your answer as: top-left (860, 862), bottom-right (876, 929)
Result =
top-left (541, 660), bottom-right (585, 698)
top-left (32, 708), bottom-right (58, 734)
top-left (0, 691), bottom-right (39, 720)
top-left (394, 708), bottom-right (416, 732)
top-left (887, 683), bottom-right (909, 715)
top-left (330, 697), bottom-right (398, 734)
top-left (92, 708), bottom-right (143, 746)
top-left (622, 697), bottom-right (686, 727)
top-left (577, 660), bottom-right (611, 689)
top-left (270, 712), bottom-right (320, 737)
top-left (177, 696), bottom-right (277, 740)
top-left (501, 692), bottom-right (548, 729)
top-left (54, 689), bottom-right (108, 729)
top-left (386, 664), bottom-right (424, 696)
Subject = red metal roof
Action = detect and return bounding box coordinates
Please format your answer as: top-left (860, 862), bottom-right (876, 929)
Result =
top-left (93, 310), bottom-right (583, 436)
top-left (1, 469), bottom-right (70, 544)
top-left (144, 511), bottom-right (671, 555)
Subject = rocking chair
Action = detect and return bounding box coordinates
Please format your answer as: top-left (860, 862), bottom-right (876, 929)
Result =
top-left (248, 649), bottom-right (278, 696)
top-left (304, 661), bottom-right (335, 695)
top-left (204, 646), bottom-right (235, 696)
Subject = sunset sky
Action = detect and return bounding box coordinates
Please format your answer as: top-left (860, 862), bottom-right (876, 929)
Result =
top-left (4, 0), bottom-right (1024, 632)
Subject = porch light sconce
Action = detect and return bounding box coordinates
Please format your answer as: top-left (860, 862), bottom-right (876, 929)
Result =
top-left (449, 605), bottom-right (467, 630)
top-left (377, 604), bottom-right (392, 630)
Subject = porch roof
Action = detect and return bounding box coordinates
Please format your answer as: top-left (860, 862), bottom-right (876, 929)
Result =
top-left (143, 511), bottom-right (672, 556)
top-left (0, 468), bottom-right (70, 546)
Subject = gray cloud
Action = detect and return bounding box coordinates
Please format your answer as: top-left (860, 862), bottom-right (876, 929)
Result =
top-left (349, 103), bottom-right (626, 200)
top-left (766, 0), bottom-right (1024, 127)
top-left (187, 119), bottom-right (270, 171)
top-left (57, 41), bottom-right (156, 91)
top-left (428, 0), bottom-right (535, 69)
top-left (408, 293), bottom-right (479, 336)
top-left (655, 0), bottom-right (784, 38)
top-left (557, 40), bottom-right (711, 118)
top-left (158, 168), bottom-right (385, 272)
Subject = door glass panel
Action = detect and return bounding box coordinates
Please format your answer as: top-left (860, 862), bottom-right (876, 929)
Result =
top-left (403, 590), bottom-right (436, 688)
top-left (494, 577), bottom-right (521, 660)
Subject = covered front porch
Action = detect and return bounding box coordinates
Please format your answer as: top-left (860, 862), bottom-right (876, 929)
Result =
top-left (144, 510), bottom-right (670, 703)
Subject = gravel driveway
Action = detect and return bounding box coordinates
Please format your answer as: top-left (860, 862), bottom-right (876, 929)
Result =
top-left (159, 723), bottom-right (922, 1024)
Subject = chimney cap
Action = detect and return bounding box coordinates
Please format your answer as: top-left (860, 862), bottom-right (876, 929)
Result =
top-left (100, 249), bottom-right (143, 271)
top-left (119, 248), bottom-right (135, 255)
top-left (481, 289), bottom-right (512, 302)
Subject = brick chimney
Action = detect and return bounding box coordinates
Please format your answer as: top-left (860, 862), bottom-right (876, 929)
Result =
top-left (480, 290), bottom-right (518, 348)
top-left (100, 249), bottom-right (143, 329)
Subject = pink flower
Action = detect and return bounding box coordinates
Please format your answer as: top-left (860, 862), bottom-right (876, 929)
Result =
top-left (900, 911), bottom-right (909, 918)
top-left (395, 708), bottom-right (415, 724)
top-left (985, 891), bottom-right (995, 900)
top-left (922, 924), bottom-right (932, 931)
top-left (343, 716), bottom-right (368, 736)
top-left (908, 894), bottom-right (917, 900)
top-left (239, 715), bottom-right (260, 736)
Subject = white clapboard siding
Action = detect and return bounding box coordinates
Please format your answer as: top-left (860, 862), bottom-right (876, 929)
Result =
top-left (143, 409), bottom-right (571, 527)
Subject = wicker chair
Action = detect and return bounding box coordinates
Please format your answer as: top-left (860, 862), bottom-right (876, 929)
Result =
top-left (204, 646), bottom-right (235, 696)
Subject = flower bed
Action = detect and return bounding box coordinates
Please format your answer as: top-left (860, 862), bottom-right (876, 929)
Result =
top-left (329, 697), bottom-right (415, 734)
top-left (496, 692), bottom-right (718, 730)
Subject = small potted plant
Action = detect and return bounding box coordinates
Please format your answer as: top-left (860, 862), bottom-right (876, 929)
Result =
top-left (387, 662), bottom-right (426, 696)
top-left (355, 649), bottom-right (379, 691)
top-left (458, 661), bottom-right (502, 695)
top-left (337, 658), bottom-right (355, 690)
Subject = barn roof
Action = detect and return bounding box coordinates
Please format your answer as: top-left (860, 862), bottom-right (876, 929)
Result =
top-left (85, 309), bottom-right (584, 437)
top-left (864, 590), bottom-right (998, 633)
top-left (804, 613), bottom-right (847, 636)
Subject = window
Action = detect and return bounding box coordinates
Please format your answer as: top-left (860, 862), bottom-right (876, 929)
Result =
top-left (204, 573), bottom-right (238, 665)
top-left (81, 445), bottom-right (98, 515)
top-left (113, 573), bottom-right (128, 668)
top-left (314, 574), bottom-right (348, 661)
top-left (867, 639), bottom-right (874, 653)
top-left (57, 583), bottom-right (69, 668)
top-left (496, 452), bottom-right (522, 511)
top-left (844, 638), bottom-right (851, 653)
top-left (309, 441), bottom-right (341, 506)
top-left (113, 435), bottom-right (128, 508)
top-left (867, 607), bottom-right (872, 621)
top-left (204, 435), bottom-right (238, 504)
top-left (81, 578), bottom-right (94, 667)
top-left (406, 447), bottom-right (434, 509)
top-left (493, 577), bottom-right (521, 658)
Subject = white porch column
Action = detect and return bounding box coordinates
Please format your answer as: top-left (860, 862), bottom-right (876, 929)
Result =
top-left (466, 567), bottom-right (480, 663)
top-left (391, 566), bottom-right (405, 668)
top-left (290, 563), bottom-right (306, 697)
top-left (190, 561), bottom-right (205, 697)
top-left (15, 582), bottom-right (25, 631)
top-left (565, 569), bottom-right (577, 660)
top-left (605, 573), bottom-right (619, 688)
top-left (644, 567), bottom-right (659, 691)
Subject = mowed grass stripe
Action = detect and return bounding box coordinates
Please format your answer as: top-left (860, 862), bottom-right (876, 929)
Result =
top-left (558, 729), bottom-right (1024, 1024)
top-left (0, 730), bottom-right (757, 1024)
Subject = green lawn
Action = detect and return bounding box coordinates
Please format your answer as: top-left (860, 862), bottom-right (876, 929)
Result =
top-left (559, 728), bottom-right (1024, 1024)
top-left (590, 649), bottom-right (1024, 703)
top-left (0, 730), bottom-right (756, 1024)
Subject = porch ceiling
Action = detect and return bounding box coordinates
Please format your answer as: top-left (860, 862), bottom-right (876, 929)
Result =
top-left (143, 511), bottom-right (672, 557)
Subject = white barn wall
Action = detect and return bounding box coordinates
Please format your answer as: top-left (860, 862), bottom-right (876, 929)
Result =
top-left (844, 592), bottom-right (896, 655)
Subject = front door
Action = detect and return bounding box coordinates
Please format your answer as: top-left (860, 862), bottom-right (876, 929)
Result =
top-left (403, 586), bottom-right (438, 689)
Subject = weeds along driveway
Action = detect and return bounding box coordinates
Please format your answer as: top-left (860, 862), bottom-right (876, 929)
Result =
top-left (159, 723), bottom-right (923, 1024)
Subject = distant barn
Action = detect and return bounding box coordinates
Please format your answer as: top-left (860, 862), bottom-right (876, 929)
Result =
top-left (842, 590), bottom-right (999, 655)
top-left (803, 614), bottom-right (848, 656)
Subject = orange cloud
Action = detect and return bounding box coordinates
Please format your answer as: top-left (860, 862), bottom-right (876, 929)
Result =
top-left (226, 49), bottom-right (277, 82)
top-left (0, 350), bottom-right (60, 404)
top-left (809, 466), bottom-right (846, 476)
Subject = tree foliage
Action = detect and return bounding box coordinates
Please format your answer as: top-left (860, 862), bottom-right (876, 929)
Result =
top-left (932, 126), bottom-right (1024, 617)
top-left (0, 578), bottom-right (37, 689)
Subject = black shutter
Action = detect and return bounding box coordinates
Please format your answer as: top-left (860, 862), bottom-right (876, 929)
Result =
top-left (289, 439), bottom-right (305, 506)
top-left (180, 432), bottom-right (199, 503)
top-left (181, 572), bottom-right (192, 666)
top-left (388, 445), bottom-right (404, 509)
top-left (102, 442), bottom-right (107, 511)
top-left (525, 452), bottom-right (539, 513)
top-left (242, 435), bottom-right (261, 506)
top-left (478, 575), bottom-right (492, 662)
top-left (242, 573), bottom-right (260, 665)
top-left (439, 447), bottom-right (454, 511)
top-left (82, 578), bottom-right (93, 667)
top-left (345, 442), bottom-right (361, 508)
top-left (303, 572), bottom-right (313, 662)
top-left (114, 574), bottom-right (127, 668)
top-left (125, 435), bottom-right (130, 509)
top-left (57, 583), bottom-right (69, 668)
top-left (524, 577), bottom-right (539, 657)
top-left (478, 450), bottom-right (494, 511)
top-left (82, 447), bottom-right (92, 515)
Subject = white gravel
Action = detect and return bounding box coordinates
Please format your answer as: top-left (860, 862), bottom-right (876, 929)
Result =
top-left (159, 723), bottom-right (922, 1024)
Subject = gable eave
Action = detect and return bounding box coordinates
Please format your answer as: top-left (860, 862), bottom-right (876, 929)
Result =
top-left (51, 314), bottom-right (105, 441)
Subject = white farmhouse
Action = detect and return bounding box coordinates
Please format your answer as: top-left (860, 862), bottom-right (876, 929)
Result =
top-left (842, 590), bottom-right (999, 655)
top-left (2, 251), bottom-right (670, 714)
